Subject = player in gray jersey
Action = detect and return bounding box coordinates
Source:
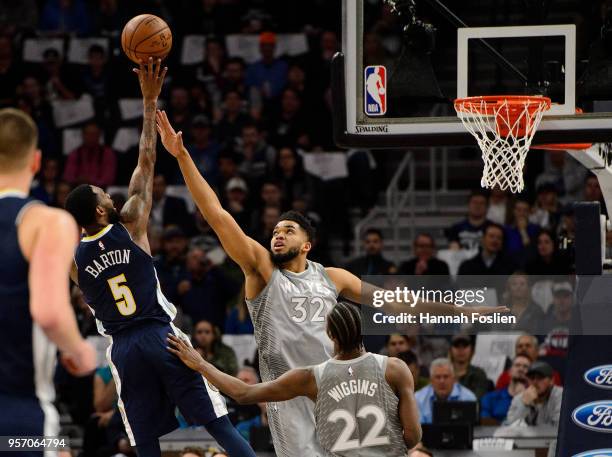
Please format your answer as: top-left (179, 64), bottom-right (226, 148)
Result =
top-left (157, 111), bottom-right (504, 457)
top-left (168, 302), bottom-right (421, 456)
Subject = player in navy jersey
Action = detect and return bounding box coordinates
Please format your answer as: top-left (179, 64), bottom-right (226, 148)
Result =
top-left (64, 59), bottom-right (256, 457)
top-left (0, 108), bottom-right (96, 455)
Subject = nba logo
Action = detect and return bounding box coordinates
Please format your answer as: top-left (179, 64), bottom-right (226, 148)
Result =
top-left (364, 65), bottom-right (387, 116)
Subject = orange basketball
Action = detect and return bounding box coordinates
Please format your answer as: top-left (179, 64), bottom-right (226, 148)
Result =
top-left (121, 14), bottom-right (172, 64)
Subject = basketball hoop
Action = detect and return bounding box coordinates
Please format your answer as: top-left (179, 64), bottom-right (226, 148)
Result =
top-left (454, 95), bottom-right (551, 193)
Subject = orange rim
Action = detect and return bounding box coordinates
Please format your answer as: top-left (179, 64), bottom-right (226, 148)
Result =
top-left (532, 143), bottom-right (592, 150)
top-left (454, 95), bottom-right (552, 116)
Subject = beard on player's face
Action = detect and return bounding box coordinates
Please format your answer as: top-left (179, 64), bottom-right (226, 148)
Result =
top-left (269, 246), bottom-right (301, 266)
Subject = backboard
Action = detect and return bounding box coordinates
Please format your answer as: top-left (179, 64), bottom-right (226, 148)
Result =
top-left (334, 0), bottom-right (612, 147)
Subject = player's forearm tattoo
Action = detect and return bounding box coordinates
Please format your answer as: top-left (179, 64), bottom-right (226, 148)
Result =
top-left (139, 100), bottom-right (157, 167)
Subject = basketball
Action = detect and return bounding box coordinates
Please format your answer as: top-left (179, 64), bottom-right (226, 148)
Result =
top-left (121, 14), bottom-right (172, 64)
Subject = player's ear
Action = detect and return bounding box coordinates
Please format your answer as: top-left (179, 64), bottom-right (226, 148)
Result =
top-left (302, 240), bottom-right (312, 254)
top-left (30, 149), bottom-right (41, 175)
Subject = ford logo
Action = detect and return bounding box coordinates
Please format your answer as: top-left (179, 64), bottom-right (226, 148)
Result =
top-left (585, 365), bottom-right (612, 390)
top-left (572, 401), bottom-right (612, 432)
top-left (573, 450), bottom-right (612, 457)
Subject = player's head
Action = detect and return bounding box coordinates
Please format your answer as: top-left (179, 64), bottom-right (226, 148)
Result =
top-left (326, 302), bottom-right (363, 356)
top-left (0, 108), bottom-right (40, 178)
top-left (269, 210), bottom-right (315, 266)
top-left (65, 184), bottom-right (119, 229)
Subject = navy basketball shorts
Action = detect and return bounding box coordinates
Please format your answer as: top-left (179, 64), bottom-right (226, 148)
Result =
top-left (0, 392), bottom-right (59, 457)
top-left (107, 321), bottom-right (227, 445)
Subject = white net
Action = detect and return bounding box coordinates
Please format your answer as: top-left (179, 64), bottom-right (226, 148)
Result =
top-left (455, 96), bottom-right (551, 193)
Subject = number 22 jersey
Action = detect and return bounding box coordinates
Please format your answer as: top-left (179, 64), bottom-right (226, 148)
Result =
top-left (74, 223), bottom-right (175, 335)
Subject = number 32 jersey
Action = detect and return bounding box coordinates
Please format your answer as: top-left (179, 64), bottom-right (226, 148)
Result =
top-left (75, 223), bottom-right (175, 335)
top-left (313, 353), bottom-right (408, 456)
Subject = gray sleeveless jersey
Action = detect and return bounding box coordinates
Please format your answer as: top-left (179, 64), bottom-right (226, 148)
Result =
top-left (246, 260), bottom-right (338, 457)
top-left (313, 353), bottom-right (408, 457)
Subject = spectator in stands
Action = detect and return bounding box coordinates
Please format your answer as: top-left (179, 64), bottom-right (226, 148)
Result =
top-left (253, 205), bottom-right (280, 246)
top-left (399, 233), bottom-right (450, 276)
top-left (178, 246), bottom-right (238, 329)
top-left (457, 224), bottom-right (517, 290)
top-left (530, 183), bottom-right (561, 231)
top-left (236, 122), bottom-right (275, 186)
top-left (221, 57), bottom-right (262, 120)
top-left (154, 226), bottom-right (188, 306)
top-left (217, 150), bottom-right (241, 195)
top-left (267, 87), bottom-right (310, 148)
top-left (92, 0), bottom-right (126, 36)
top-left (274, 146), bottom-right (311, 208)
top-left (188, 210), bottom-right (220, 252)
top-left (63, 121), bottom-right (116, 188)
top-left (40, 48), bottom-right (82, 101)
top-left (225, 288), bottom-right (254, 335)
top-left (584, 173), bottom-right (608, 215)
top-left (186, 114), bottom-right (221, 187)
top-left (236, 402), bottom-right (268, 442)
top-left (82, 44), bottom-right (110, 116)
top-left (216, 90), bottom-right (251, 145)
top-left (192, 319), bottom-right (238, 376)
top-left (480, 354), bottom-right (530, 424)
top-left (504, 361), bottom-right (563, 428)
top-left (39, 0), bottom-right (91, 36)
top-left (150, 174), bottom-right (192, 232)
top-left (385, 334), bottom-right (414, 357)
top-left (397, 350), bottom-right (430, 391)
top-left (18, 76), bottom-right (52, 125)
top-left (246, 32), bottom-right (288, 100)
top-left (447, 190), bottom-right (491, 251)
top-left (525, 229), bottom-right (571, 275)
top-left (51, 180), bottom-right (71, 208)
top-left (82, 364), bottom-right (117, 456)
top-left (194, 36), bottom-right (226, 97)
top-left (0, 36), bottom-right (22, 108)
top-left (225, 176), bottom-right (251, 229)
top-left (504, 198), bottom-right (540, 263)
top-left (180, 447), bottom-right (205, 457)
top-left (415, 358), bottom-right (477, 424)
top-left (346, 228), bottom-right (396, 275)
top-left (449, 334), bottom-right (490, 399)
top-left (31, 156), bottom-right (60, 204)
top-left (535, 150), bottom-right (586, 204)
top-left (539, 282), bottom-right (573, 357)
top-left (496, 334), bottom-right (563, 388)
top-left (502, 272), bottom-right (545, 334)
top-left (486, 187), bottom-right (509, 225)
top-left (167, 85), bottom-right (193, 143)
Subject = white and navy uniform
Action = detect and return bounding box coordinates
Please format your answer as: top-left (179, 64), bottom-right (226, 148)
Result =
top-left (246, 260), bottom-right (337, 457)
top-left (313, 353), bottom-right (408, 456)
top-left (74, 223), bottom-right (226, 446)
top-left (0, 191), bottom-right (58, 457)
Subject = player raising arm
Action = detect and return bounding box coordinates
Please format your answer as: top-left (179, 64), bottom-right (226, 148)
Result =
top-left (168, 302), bottom-right (422, 455)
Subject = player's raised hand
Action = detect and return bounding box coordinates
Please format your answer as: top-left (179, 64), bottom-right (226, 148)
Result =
top-left (133, 57), bottom-right (167, 101)
top-left (167, 333), bottom-right (206, 372)
top-left (156, 109), bottom-right (185, 157)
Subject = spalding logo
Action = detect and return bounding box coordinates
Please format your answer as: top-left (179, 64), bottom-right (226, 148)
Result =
top-left (584, 365), bottom-right (612, 390)
top-left (572, 450), bottom-right (612, 457)
top-left (572, 401), bottom-right (612, 432)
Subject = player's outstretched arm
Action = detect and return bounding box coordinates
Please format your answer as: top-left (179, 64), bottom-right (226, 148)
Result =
top-left (385, 357), bottom-right (422, 448)
top-left (326, 267), bottom-right (508, 316)
top-left (156, 110), bottom-right (270, 276)
top-left (121, 58), bottom-right (167, 252)
top-left (22, 206), bottom-right (96, 376)
top-left (167, 334), bottom-right (316, 403)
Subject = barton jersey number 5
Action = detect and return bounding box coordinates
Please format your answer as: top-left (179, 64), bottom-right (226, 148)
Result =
top-left (107, 273), bottom-right (137, 316)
